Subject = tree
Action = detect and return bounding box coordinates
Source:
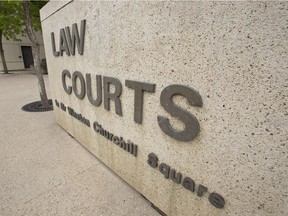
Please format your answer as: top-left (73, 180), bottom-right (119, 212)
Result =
top-left (0, 30), bottom-right (8, 74)
top-left (22, 0), bottom-right (49, 107)
top-left (0, 2), bottom-right (24, 74)
top-left (0, 1), bottom-right (49, 107)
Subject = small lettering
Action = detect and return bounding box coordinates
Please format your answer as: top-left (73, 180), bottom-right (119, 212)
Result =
top-left (197, 185), bottom-right (208, 197)
top-left (159, 163), bottom-right (170, 179)
top-left (60, 102), bottom-right (66, 111)
top-left (93, 121), bottom-right (138, 157)
top-left (67, 107), bottom-right (90, 127)
top-left (147, 153), bottom-right (158, 168)
top-left (209, 193), bottom-right (225, 209)
top-left (55, 100), bottom-right (60, 107)
top-left (147, 153), bottom-right (225, 209)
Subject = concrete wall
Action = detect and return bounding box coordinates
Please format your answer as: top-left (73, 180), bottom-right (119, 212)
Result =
top-left (0, 32), bottom-right (46, 71)
top-left (40, 1), bottom-right (287, 216)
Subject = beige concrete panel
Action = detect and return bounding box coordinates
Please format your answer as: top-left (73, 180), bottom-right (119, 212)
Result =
top-left (41, 1), bottom-right (288, 216)
top-left (40, 0), bottom-right (73, 22)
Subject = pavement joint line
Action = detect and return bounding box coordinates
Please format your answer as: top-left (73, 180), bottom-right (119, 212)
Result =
top-left (23, 181), bottom-right (63, 205)
top-left (70, 163), bottom-right (100, 179)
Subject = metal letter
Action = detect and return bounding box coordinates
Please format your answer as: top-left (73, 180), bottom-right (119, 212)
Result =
top-left (72, 71), bottom-right (85, 99)
top-left (51, 32), bottom-right (59, 56)
top-left (169, 169), bottom-right (182, 184)
top-left (120, 139), bottom-right (126, 149)
top-left (159, 163), bottom-right (170, 179)
top-left (133, 145), bottom-right (137, 157)
top-left (93, 121), bottom-right (101, 133)
top-left (182, 177), bottom-right (195, 192)
top-left (62, 69), bottom-right (72, 94)
top-left (157, 85), bottom-right (203, 142)
top-left (55, 100), bottom-right (59, 107)
top-left (209, 193), bottom-right (225, 209)
top-left (112, 136), bottom-right (120, 144)
top-left (126, 142), bottom-right (130, 152)
top-left (130, 143), bottom-right (134, 154)
top-left (197, 185), bottom-right (208, 197)
top-left (59, 28), bottom-right (70, 56)
top-left (103, 76), bottom-right (122, 116)
top-left (65, 19), bottom-right (86, 55)
top-left (147, 153), bottom-right (158, 168)
top-left (125, 80), bottom-right (156, 124)
top-left (86, 74), bottom-right (102, 106)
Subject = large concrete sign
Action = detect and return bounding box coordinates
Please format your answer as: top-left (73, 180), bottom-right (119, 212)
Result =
top-left (40, 1), bottom-right (287, 215)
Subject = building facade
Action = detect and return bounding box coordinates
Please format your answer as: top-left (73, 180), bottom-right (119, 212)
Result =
top-left (0, 31), bottom-right (45, 71)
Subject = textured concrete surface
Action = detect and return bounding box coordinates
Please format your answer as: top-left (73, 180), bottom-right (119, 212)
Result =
top-left (0, 72), bottom-right (160, 216)
top-left (41, 1), bottom-right (288, 216)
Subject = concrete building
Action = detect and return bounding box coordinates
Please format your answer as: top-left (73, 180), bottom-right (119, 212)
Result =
top-left (0, 31), bottom-right (45, 71)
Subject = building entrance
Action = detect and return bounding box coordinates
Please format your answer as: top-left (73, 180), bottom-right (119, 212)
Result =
top-left (21, 46), bottom-right (34, 68)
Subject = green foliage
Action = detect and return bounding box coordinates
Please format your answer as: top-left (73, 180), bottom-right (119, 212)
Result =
top-left (0, 0), bottom-right (47, 41)
top-left (0, 1), bottom-right (24, 41)
top-left (29, 1), bottom-right (47, 32)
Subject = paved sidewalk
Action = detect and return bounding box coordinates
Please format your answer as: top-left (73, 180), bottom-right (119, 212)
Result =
top-left (0, 72), bottom-right (159, 216)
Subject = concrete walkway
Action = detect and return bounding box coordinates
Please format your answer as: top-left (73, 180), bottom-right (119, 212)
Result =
top-left (0, 72), bottom-right (159, 216)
